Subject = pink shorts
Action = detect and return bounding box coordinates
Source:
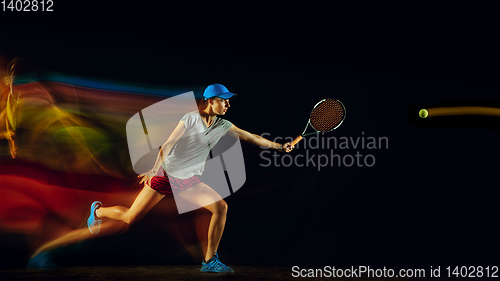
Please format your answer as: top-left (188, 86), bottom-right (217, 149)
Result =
top-left (149, 169), bottom-right (201, 195)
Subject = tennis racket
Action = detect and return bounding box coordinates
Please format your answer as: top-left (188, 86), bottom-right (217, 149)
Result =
top-left (291, 98), bottom-right (346, 147)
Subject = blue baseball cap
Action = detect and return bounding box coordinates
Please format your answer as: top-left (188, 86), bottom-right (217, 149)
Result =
top-left (203, 84), bottom-right (236, 100)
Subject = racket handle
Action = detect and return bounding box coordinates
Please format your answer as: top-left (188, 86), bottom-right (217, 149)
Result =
top-left (291, 136), bottom-right (302, 147)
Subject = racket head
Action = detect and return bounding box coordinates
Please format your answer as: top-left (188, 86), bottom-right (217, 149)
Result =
top-left (304, 98), bottom-right (346, 135)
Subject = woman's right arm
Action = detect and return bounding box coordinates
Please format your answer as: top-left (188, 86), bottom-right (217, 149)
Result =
top-left (139, 121), bottom-right (186, 185)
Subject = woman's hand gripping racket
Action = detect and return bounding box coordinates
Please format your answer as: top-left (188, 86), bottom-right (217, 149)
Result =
top-left (291, 98), bottom-right (346, 148)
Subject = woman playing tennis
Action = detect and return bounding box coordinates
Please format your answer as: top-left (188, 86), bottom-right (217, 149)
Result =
top-left (28, 84), bottom-right (293, 273)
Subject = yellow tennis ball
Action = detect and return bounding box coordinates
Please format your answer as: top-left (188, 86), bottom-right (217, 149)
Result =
top-left (419, 109), bottom-right (428, 118)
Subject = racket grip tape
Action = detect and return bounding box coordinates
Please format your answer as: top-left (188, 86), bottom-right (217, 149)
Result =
top-left (291, 135), bottom-right (302, 147)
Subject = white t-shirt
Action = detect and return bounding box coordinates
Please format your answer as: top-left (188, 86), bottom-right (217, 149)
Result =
top-left (162, 111), bottom-right (232, 179)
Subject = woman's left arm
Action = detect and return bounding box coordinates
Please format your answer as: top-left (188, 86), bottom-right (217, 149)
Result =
top-left (229, 124), bottom-right (293, 153)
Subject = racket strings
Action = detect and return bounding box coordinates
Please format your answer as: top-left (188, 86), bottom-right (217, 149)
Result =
top-left (310, 99), bottom-right (345, 131)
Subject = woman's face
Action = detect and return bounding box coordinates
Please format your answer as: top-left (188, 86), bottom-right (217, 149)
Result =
top-left (211, 97), bottom-right (230, 115)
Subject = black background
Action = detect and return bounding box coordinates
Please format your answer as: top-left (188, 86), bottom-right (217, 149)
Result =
top-left (1, 2), bottom-right (500, 270)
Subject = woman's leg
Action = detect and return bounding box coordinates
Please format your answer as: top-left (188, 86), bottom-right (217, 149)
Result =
top-left (96, 185), bottom-right (165, 225)
top-left (30, 185), bottom-right (164, 258)
top-left (176, 182), bottom-right (228, 262)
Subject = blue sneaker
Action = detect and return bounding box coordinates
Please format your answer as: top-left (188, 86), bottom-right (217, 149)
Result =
top-left (26, 252), bottom-right (57, 269)
top-left (87, 201), bottom-right (102, 234)
top-left (200, 252), bottom-right (234, 273)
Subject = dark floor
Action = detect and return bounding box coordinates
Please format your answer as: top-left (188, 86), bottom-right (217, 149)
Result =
top-left (0, 266), bottom-right (476, 281)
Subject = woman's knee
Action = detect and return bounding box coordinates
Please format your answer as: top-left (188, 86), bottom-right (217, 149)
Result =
top-left (114, 206), bottom-right (140, 225)
top-left (126, 212), bottom-right (139, 225)
top-left (213, 199), bottom-right (228, 215)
